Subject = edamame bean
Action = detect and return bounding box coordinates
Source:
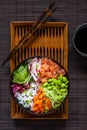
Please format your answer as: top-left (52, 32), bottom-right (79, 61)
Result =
top-left (61, 83), bottom-right (66, 88)
top-left (57, 80), bottom-right (62, 86)
top-left (42, 82), bottom-right (48, 87)
top-left (58, 75), bottom-right (63, 80)
top-left (62, 76), bottom-right (68, 82)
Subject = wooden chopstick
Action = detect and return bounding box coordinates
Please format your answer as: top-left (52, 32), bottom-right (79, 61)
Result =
top-left (30, 3), bottom-right (55, 32)
top-left (2, 3), bottom-right (57, 66)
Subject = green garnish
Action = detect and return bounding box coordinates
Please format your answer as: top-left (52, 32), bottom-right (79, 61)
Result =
top-left (36, 64), bottom-right (39, 68)
top-left (12, 63), bottom-right (31, 84)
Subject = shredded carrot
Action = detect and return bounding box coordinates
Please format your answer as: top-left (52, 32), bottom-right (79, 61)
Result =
top-left (32, 87), bottom-right (51, 113)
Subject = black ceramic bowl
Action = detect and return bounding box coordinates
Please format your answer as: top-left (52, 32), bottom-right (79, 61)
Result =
top-left (73, 23), bottom-right (87, 57)
top-left (10, 56), bottom-right (69, 115)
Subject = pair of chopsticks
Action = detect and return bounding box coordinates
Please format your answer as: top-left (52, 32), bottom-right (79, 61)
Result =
top-left (2, 3), bottom-right (57, 66)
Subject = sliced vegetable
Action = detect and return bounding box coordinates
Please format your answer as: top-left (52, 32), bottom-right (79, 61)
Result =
top-left (32, 87), bottom-right (51, 113)
top-left (12, 63), bottom-right (31, 84)
top-left (28, 57), bottom-right (41, 81)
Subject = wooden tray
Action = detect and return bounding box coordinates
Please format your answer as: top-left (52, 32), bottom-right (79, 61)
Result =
top-left (10, 21), bottom-right (68, 119)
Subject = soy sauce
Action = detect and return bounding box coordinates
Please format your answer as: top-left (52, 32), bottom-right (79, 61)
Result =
top-left (75, 27), bottom-right (87, 54)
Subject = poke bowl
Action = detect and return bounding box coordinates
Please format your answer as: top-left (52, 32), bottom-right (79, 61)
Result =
top-left (10, 56), bottom-right (69, 115)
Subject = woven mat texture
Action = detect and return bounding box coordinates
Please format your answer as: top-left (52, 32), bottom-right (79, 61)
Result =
top-left (0, 0), bottom-right (87, 130)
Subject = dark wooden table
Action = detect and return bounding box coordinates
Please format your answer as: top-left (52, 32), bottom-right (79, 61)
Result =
top-left (0, 0), bottom-right (87, 130)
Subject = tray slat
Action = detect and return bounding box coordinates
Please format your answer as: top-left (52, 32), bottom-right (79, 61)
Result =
top-left (10, 21), bottom-right (68, 119)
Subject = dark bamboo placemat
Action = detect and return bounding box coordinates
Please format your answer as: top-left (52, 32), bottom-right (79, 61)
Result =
top-left (0, 0), bottom-right (87, 130)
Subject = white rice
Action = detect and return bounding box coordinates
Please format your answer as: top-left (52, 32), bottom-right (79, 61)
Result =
top-left (15, 82), bottom-right (38, 110)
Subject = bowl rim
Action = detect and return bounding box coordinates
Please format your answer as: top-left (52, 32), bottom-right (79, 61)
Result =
top-left (10, 56), bottom-right (70, 116)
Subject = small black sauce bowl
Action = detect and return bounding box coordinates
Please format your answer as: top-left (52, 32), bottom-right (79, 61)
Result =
top-left (72, 23), bottom-right (87, 57)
